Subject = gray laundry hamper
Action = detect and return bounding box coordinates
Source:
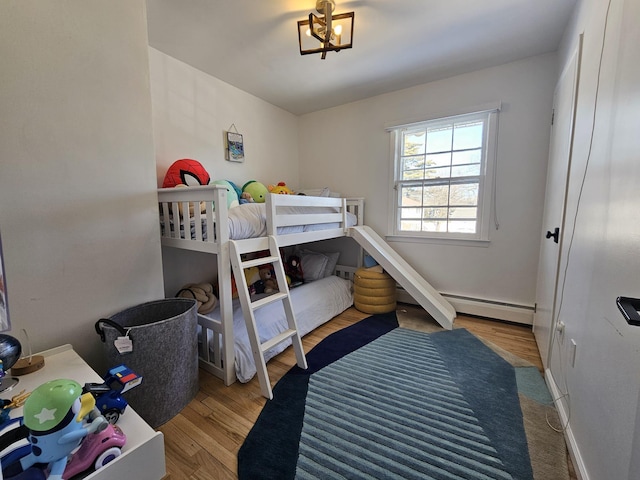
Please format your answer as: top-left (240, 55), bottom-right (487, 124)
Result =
top-left (95, 298), bottom-right (198, 428)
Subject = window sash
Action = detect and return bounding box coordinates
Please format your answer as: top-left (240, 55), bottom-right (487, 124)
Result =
top-left (389, 109), bottom-right (498, 242)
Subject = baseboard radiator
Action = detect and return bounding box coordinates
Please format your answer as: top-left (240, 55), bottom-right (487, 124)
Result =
top-left (396, 288), bottom-right (535, 325)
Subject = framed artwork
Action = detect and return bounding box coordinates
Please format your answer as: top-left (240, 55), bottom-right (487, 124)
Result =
top-left (226, 131), bottom-right (245, 162)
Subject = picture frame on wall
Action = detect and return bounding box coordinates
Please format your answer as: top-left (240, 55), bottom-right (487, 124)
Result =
top-left (225, 131), bottom-right (245, 162)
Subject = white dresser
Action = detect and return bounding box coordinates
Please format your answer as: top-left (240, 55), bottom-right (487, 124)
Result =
top-left (1, 344), bottom-right (166, 480)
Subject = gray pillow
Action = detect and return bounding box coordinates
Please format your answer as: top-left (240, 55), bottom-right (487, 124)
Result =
top-left (300, 250), bottom-right (329, 282)
top-left (323, 251), bottom-right (340, 278)
top-left (299, 249), bottom-right (340, 282)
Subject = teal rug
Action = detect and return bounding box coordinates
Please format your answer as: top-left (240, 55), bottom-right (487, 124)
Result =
top-left (238, 312), bottom-right (565, 480)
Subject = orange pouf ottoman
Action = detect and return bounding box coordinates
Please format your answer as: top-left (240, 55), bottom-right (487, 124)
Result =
top-left (353, 266), bottom-right (397, 314)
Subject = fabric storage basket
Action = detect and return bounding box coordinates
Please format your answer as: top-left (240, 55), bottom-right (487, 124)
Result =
top-left (95, 298), bottom-right (198, 428)
top-left (353, 267), bottom-right (397, 314)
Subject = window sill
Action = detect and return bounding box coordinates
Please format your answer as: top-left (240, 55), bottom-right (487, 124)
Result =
top-left (385, 235), bottom-right (490, 247)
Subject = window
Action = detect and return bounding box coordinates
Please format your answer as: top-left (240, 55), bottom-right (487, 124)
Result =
top-left (388, 107), bottom-right (499, 242)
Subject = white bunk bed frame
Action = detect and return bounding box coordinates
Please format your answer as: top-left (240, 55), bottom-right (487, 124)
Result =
top-left (157, 185), bottom-right (363, 386)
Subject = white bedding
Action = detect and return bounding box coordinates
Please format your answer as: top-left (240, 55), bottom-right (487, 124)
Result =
top-left (200, 275), bottom-right (353, 383)
top-left (228, 202), bottom-right (357, 239)
top-left (167, 202), bottom-right (358, 241)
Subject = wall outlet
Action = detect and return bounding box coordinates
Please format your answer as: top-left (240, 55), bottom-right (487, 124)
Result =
top-left (570, 339), bottom-right (577, 367)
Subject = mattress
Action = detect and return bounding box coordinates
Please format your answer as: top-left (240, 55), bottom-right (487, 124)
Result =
top-left (200, 275), bottom-right (353, 383)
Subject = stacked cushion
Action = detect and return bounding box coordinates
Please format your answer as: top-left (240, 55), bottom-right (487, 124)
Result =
top-left (353, 266), bottom-right (396, 314)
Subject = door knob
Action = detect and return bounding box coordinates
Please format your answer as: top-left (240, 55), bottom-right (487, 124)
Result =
top-left (545, 227), bottom-right (560, 243)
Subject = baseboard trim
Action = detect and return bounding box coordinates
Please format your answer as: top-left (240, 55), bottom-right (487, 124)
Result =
top-left (396, 289), bottom-right (534, 325)
top-left (545, 368), bottom-right (588, 480)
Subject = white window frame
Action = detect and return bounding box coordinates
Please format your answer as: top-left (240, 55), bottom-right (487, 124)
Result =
top-left (386, 103), bottom-right (500, 244)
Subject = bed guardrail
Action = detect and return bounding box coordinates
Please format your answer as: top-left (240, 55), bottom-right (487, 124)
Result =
top-left (158, 185), bottom-right (228, 253)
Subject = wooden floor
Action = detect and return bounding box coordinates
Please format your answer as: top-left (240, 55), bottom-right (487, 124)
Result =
top-left (158, 306), bottom-right (543, 479)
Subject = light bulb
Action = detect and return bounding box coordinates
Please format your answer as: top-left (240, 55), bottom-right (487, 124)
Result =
top-left (334, 24), bottom-right (342, 35)
top-left (305, 28), bottom-right (311, 37)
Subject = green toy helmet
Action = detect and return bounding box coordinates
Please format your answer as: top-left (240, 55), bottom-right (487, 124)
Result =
top-left (23, 379), bottom-right (95, 431)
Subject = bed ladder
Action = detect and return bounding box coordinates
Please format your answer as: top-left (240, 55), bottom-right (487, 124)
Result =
top-left (229, 235), bottom-right (308, 399)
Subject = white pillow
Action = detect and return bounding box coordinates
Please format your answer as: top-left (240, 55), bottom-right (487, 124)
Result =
top-left (297, 187), bottom-right (330, 197)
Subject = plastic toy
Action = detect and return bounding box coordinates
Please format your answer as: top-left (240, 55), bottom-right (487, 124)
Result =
top-left (1, 389), bottom-right (30, 426)
top-left (0, 416), bottom-right (30, 472)
top-left (62, 423), bottom-right (126, 478)
top-left (84, 365), bottom-right (142, 424)
top-left (19, 379), bottom-right (108, 480)
top-left (5, 468), bottom-right (47, 480)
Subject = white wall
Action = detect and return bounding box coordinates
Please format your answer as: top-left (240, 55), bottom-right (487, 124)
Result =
top-left (148, 48), bottom-right (300, 295)
top-left (299, 54), bottom-right (558, 316)
top-left (0, 1), bottom-right (164, 370)
top-left (548, 0), bottom-right (640, 478)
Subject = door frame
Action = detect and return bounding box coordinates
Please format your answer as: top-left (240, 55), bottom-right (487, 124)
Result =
top-left (533, 35), bottom-right (583, 368)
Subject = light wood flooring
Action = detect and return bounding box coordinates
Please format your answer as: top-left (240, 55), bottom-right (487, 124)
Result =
top-left (159, 306), bottom-right (544, 479)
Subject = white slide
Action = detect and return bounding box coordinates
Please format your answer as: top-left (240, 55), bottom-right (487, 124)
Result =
top-left (348, 226), bottom-right (456, 330)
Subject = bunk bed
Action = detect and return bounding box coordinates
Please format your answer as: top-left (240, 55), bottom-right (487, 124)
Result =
top-left (157, 185), bottom-right (363, 387)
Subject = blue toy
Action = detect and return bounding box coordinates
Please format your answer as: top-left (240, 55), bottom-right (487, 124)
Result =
top-left (0, 417), bottom-right (30, 472)
top-left (18, 379), bottom-right (108, 480)
top-left (83, 364), bottom-right (142, 424)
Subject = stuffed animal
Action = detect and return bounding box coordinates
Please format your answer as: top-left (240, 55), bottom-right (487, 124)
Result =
top-left (162, 159), bottom-right (210, 188)
top-left (212, 180), bottom-right (240, 209)
top-left (259, 266), bottom-right (278, 294)
top-left (227, 181), bottom-right (254, 205)
top-left (268, 181), bottom-right (293, 195)
top-left (285, 254), bottom-right (304, 287)
top-left (243, 266), bottom-right (261, 287)
top-left (243, 266), bottom-right (263, 294)
top-left (242, 180), bottom-right (269, 203)
top-left (176, 283), bottom-right (217, 314)
top-left (240, 192), bottom-right (254, 203)
top-left (162, 159), bottom-right (211, 216)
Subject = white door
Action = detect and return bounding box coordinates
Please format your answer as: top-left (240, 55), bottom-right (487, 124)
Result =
top-left (533, 37), bottom-right (582, 369)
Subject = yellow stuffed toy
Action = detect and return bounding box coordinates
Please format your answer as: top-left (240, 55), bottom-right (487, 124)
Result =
top-left (268, 181), bottom-right (293, 195)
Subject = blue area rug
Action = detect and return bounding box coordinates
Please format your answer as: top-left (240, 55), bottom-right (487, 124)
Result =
top-left (238, 312), bottom-right (553, 480)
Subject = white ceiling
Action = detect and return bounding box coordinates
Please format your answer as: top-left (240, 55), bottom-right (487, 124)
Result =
top-left (146, 0), bottom-right (577, 116)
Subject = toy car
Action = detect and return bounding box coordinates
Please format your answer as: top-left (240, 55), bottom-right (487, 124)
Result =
top-left (62, 423), bottom-right (126, 478)
top-left (83, 365), bottom-right (142, 424)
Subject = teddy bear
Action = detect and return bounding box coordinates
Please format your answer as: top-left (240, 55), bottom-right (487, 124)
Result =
top-left (268, 181), bottom-right (293, 195)
top-left (259, 266), bottom-right (278, 294)
top-left (176, 283), bottom-right (218, 314)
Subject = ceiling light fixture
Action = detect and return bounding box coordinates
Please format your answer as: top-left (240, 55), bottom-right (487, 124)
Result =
top-left (297, 0), bottom-right (354, 60)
